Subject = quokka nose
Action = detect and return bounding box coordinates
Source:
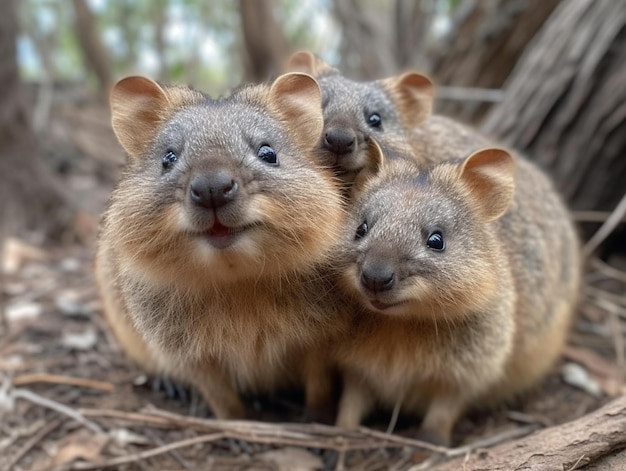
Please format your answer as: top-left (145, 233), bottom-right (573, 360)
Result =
top-left (324, 127), bottom-right (356, 155)
top-left (189, 171), bottom-right (238, 209)
top-left (360, 264), bottom-right (395, 292)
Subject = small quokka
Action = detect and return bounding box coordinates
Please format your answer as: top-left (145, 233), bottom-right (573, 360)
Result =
top-left (287, 51), bottom-right (436, 184)
top-left (334, 141), bottom-right (581, 445)
top-left (96, 72), bottom-right (347, 419)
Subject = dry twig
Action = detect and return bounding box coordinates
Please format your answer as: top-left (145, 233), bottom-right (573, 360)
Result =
top-left (12, 373), bottom-right (114, 392)
top-left (59, 433), bottom-right (226, 470)
top-left (14, 388), bottom-right (104, 434)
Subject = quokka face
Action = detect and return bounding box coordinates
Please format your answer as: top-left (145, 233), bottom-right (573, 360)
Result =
top-left (341, 145), bottom-right (515, 320)
top-left (108, 73), bottom-right (344, 284)
top-left (287, 51), bottom-right (433, 177)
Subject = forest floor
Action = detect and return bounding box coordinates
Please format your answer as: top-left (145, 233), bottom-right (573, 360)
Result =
top-left (1, 97), bottom-right (625, 471)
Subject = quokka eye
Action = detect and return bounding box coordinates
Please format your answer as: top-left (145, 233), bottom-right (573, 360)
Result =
top-left (368, 113), bottom-right (382, 128)
top-left (426, 231), bottom-right (445, 251)
top-left (355, 221), bottom-right (369, 240)
top-left (257, 144), bottom-right (278, 166)
top-left (162, 150), bottom-right (178, 169)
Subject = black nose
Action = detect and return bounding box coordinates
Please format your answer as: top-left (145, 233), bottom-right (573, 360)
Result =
top-left (189, 171), bottom-right (238, 209)
top-left (324, 127), bottom-right (355, 155)
top-left (360, 263), bottom-right (395, 292)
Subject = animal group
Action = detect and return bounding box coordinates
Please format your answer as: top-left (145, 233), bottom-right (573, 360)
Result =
top-left (96, 51), bottom-right (581, 446)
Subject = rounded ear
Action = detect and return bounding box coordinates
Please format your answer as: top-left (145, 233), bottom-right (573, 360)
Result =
top-left (269, 72), bottom-right (323, 148)
top-left (459, 148), bottom-right (515, 222)
top-left (352, 138), bottom-right (386, 196)
top-left (381, 72), bottom-right (434, 128)
top-left (285, 51), bottom-right (339, 77)
top-left (110, 76), bottom-right (170, 158)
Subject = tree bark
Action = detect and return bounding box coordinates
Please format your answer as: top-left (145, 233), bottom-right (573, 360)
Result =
top-left (238, 0), bottom-right (289, 82)
top-left (72, 0), bottom-right (113, 96)
top-left (432, 0), bottom-right (561, 122)
top-left (0, 0), bottom-right (72, 241)
top-left (431, 395), bottom-right (626, 471)
top-left (332, 0), bottom-right (395, 80)
top-left (482, 0), bottom-right (626, 213)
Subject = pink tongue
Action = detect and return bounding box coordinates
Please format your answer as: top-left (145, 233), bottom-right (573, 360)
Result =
top-left (209, 222), bottom-right (230, 237)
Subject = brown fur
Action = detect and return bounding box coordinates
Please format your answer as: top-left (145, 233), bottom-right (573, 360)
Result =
top-left (286, 51), bottom-right (434, 185)
top-left (334, 143), bottom-right (581, 445)
top-left (96, 73), bottom-right (348, 419)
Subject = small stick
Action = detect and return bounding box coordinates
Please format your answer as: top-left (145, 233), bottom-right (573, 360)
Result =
top-left (12, 374), bottom-right (114, 392)
top-left (590, 258), bottom-right (626, 284)
top-left (143, 428), bottom-right (190, 469)
top-left (572, 211), bottom-right (623, 223)
top-left (64, 432), bottom-right (226, 470)
top-left (445, 425), bottom-right (538, 458)
top-left (13, 388), bottom-right (104, 434)
top-left (4, 419), bottom-right (62, 470)
top-left (386, 395), bottom-right (403, 434)
top-left (583, 191), bottom-right (626, 258)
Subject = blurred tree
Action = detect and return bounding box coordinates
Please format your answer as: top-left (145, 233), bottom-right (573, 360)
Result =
top-left (239, 0), bottom-right (289, 82)
top-left (72, 0), bottom-right (113, 96)
top-left (483, 0), bottom-right (626, 213)
top-left (432, 0), bottom-right (561, 121)
top-left (0, 0), bottom-right (72, 241)
top-left (153, 0), bottom-right (170, 82)
top-left (333, 0), bottom-right (394, 79)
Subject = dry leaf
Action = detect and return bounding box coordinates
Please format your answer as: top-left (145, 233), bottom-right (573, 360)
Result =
top-left (258, 447), bottom-right (323, 471)
top-left (2, 237), bottom-right (48, 274)
top-left (51, 429), bottom-right (108, 466)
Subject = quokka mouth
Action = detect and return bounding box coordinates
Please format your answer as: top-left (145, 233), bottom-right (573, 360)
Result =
top-left (369, 299), bottom-right (409, 312)
top-left (199, 221), bottom-right (260, 249)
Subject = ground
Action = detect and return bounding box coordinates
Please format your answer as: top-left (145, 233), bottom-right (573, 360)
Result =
top-left (1, 97), bottom-right (624, 471)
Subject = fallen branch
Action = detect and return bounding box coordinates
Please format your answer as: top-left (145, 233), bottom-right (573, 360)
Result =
top-left (12, 373), bottom-right (114, 392)
top-left (430, 394), bottom-right (626, 470)
top-left (14, 389), bottom-right (104, 434)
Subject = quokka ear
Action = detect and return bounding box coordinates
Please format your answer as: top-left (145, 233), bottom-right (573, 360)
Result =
top-left (110, 76), bottom-right (170, 159)
top-left (381, 72), bottom-right (434, 128)
top-left (269, 72), bottom-right (323, 148)
top-left (459, 148), bottom-right (515, 222)
top-left (285, 51), bottom-right (340, 77)
top-left (352, 138), bottom-right (386, 195)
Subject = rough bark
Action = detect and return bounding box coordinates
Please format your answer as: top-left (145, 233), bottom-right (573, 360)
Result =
top-left (154, 0), bottom-right (169, 82)
top-left (239, 0), bottom-right (289, 82)
top-left (432, 0), bottom-right (561, 121)
top-left (0, 0), bottom-right (72, 241)
top-left (431, 395), bottom-right (626, 471)
top-left (71, 0), bottom-right (113, 96)
top-left (482, 0), bottom-right (626, 212)
top-left (332, 0), bottom-right (395, 80)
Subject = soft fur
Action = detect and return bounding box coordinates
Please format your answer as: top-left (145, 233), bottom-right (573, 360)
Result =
top-left (334, 143), bottom-right (581, 446)
top-left (96, 73), bottom-right (348, 419)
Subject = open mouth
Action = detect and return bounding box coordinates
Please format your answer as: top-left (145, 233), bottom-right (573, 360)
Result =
top-left (369, 299), bottom-right (408, 311)
top-left (202, 221), bottom-right (257, 249)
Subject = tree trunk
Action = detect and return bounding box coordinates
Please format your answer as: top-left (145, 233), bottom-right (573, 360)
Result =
top-left (432, 0), bottom-right (561, 122)
top-left (0, 0), bottom-right (72, 241)
top-left (154, 0), bottom-right (169, 83)
top-left (238, 0), bottom-right (289, 82)
top-left (483, 0), bottom-right (626, 213)
top-left (332, 0), bottom-right (395, 80)
top-left (72, 0), bottom-right (113, 96)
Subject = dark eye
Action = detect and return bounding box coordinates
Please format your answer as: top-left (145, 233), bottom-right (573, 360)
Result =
top-left (355, 221), bottom-right (368, 240)
top-left (426, 231), bottom-right (445, 251)
top-left (162, 150), bottom-right (178, 169)
top-left (257, 144), bottom-right (278, 166)
top-left (368, 113), bottom-right (382, 128)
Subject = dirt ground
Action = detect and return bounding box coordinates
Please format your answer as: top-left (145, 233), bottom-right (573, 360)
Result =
top-left (1, 99), bottom-right (625, 471)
